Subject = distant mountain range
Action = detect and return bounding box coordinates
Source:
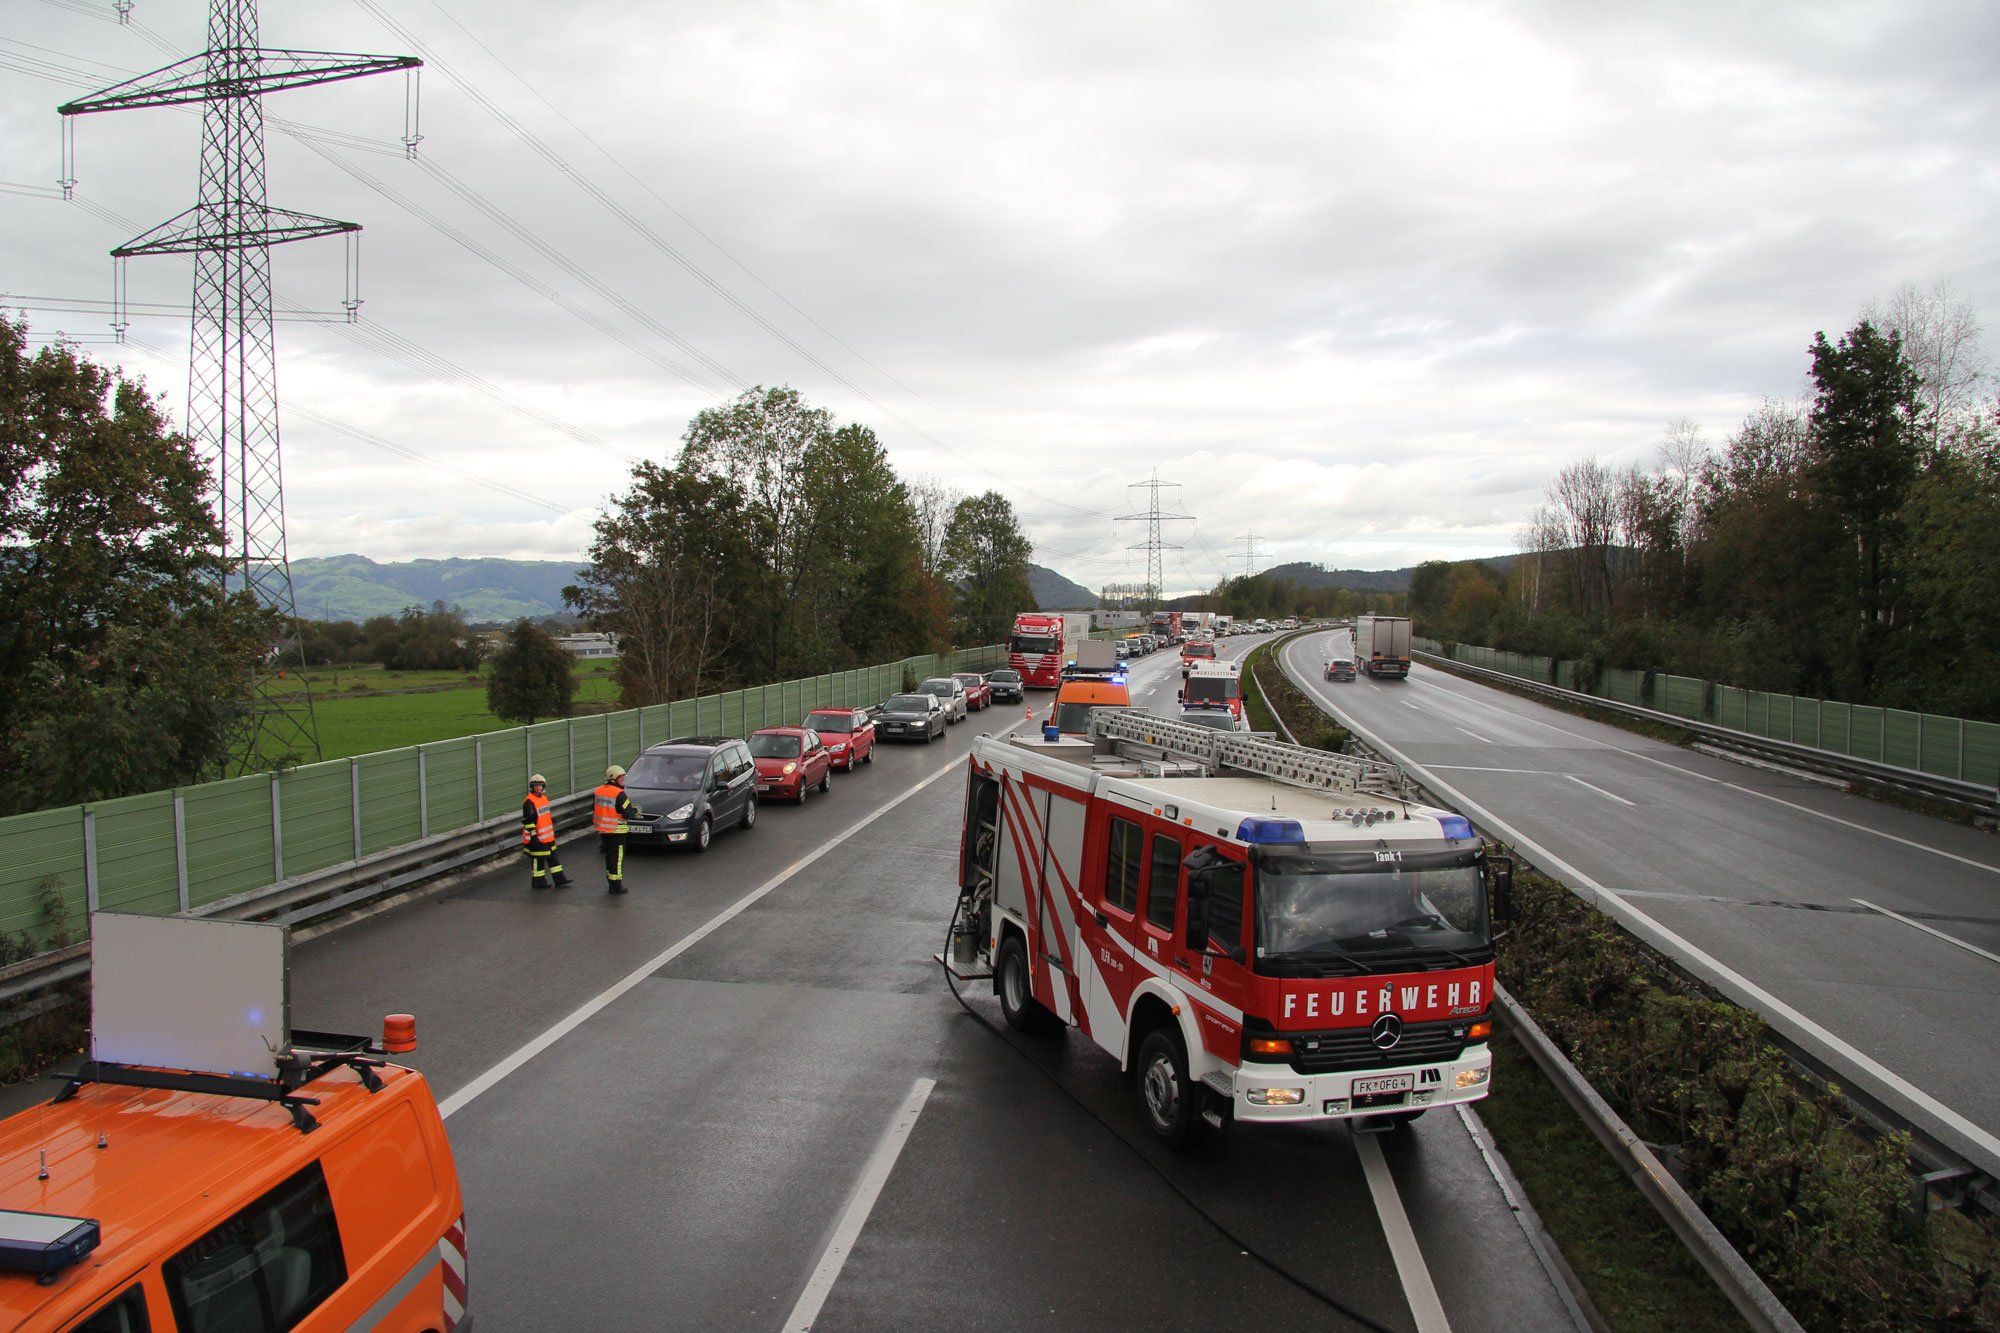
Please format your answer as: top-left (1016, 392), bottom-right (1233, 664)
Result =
top-left (290, 555), bottom-right (1105, 621)
top-left (289, 555), bottom-right (581, 623)
top-left (1026, 563), bottom-right (1096, 609)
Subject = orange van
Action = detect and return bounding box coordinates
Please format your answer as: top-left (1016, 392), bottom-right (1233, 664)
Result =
top-left (0, 1043), bottom-right (466, 1332)
top-left (1050, 673), bottom-right (1132, 735)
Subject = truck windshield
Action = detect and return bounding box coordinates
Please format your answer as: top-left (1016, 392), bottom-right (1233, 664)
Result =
top-left (1011, 634), bottom-right (1058, 654)
top-left (1253, 847), bottom-right (1489, 968)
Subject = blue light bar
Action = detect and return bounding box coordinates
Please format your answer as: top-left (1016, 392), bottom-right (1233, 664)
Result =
top-left (1236, 817), bottom-right (1306, 844)
top-left (1439, 814), bottom-right (1474, 840)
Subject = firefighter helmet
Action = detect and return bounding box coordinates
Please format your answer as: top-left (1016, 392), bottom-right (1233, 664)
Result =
top-left (606, 764), bottom-right (626, 781)
top-left (529, 773), bottom-right (548, 786)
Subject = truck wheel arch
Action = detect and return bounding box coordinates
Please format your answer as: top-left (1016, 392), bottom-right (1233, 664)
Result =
top-left (1123, 983), bottom-right (1201, 1077)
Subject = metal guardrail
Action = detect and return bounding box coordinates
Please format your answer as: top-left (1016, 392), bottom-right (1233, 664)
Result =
top-left (1266, 634), bottom-right (1821, 1327)
top-left (1412, 649), bottom-right (2000, 819)
top-left (0, 793), bottom-right (597, 1013)
top-left (1498, 988), bottom-right (1805, 1333)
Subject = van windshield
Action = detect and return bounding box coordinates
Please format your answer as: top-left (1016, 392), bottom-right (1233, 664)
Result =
top-left (1185, 676), bottom-right (1238, 703)
top-left (627, 752), bottom-right (708, 789)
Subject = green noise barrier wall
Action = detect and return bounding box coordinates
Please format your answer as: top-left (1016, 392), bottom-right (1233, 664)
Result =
top-left (0, 645), bottom-right (1006, 953)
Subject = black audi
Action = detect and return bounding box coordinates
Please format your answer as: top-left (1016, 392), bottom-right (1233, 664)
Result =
top-left (877, 692), bottom-right (947, 742)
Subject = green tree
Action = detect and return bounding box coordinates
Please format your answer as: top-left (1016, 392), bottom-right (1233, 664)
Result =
top-left (1806, 319), bottom-right (1925, 691)
top-left (568, 462), bottom-right (747, 706)
top-left (376, 602), bottom-right (480, 671)
top-left (0, 319), bottom-right (269, 814)
top-left (680, 386), bottom-right (839, 678)
top-left (486, 620), bottom-right (576, 724)
top-left (941, 490), bottom-right (1033, 644)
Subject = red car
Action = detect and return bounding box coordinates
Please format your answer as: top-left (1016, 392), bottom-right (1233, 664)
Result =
top-left (750, 727), bottom-right (833, 803)
top-left (952, 672), bottom-right (993, 711)
top-left (803, 708), bottom-right (876, 770)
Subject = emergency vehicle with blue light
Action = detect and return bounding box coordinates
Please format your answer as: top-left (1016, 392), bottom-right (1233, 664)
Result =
top-left (944, 711), bottom-right (1511, 1146)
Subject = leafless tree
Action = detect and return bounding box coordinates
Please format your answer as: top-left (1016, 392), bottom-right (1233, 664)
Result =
top-left (1539, 457), bottom-right (1619, 616)
top-left (909, 474), bottom-right (961, 578)
top-left (1866, 279), bottom-right (1991, 448)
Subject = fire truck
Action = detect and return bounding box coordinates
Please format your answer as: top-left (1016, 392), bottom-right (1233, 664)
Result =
top-left (1010, 612), bottom-right (1090, 689)
top-left (944, 711), bottom-right (1511, 1146)
top-left (1180, 659), bottom-right (1245, 722)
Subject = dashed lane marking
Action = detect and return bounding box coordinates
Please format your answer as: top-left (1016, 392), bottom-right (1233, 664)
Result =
top-left (784, 1077), bottom-right (937, 1331)
top-left (1854, 898), bottom-right (2000, 967)
top-left (1565, 774), bottom-right (1636, 807)
top-left (437, 721), bottom-right (1021, 1120)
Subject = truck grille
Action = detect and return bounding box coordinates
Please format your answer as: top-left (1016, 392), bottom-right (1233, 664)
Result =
top-left (1288, 1020), bottom-right (1467, 1074)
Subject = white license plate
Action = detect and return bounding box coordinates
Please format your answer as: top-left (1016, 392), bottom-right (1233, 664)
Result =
top-left (1352, 1073), bottom-right (1414, 1097)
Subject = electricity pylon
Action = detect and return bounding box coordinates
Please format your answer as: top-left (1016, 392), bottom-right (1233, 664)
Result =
top-left (61, 0), bottom-right (419, 773)
top-left (1115, 472), bottom-right (1193, 605)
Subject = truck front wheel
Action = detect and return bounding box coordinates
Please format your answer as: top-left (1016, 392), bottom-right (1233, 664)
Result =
top-left (1137, 1028), bottom-right (1204, 1149)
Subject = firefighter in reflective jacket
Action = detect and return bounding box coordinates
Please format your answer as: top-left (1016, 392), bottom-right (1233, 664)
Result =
top-left (521, 773), bottom-right (572, 889)
top-left (593, 765), bottom-right (642, 894)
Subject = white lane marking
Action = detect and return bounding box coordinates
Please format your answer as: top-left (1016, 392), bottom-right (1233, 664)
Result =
top-left (1565, 774), bottom-right (1636, 807)
top-left (1853, 899), bottom-right (2000, 967)
top-left (1307, 682), bottom-right (2000, 1173)
top-left (1415, 657), bottom-right (2000, 878)
top-left (784, 1076), bottom-right (937, 1331)
top-left (1355, 1132), bottom-right (1453, 1333)
top-left (438, 727), bottom-right (1014, 1120)
top-left (1428, 766), bottom-right (1553, 775)
top-left (1403, 701), bottom-right (1421, 711)
top-left (1452, 726), bottom-right (1494, 744)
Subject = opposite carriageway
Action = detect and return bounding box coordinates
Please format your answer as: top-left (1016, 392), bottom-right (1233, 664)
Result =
top-left (1278, 629), bottom-right (2000, 1206)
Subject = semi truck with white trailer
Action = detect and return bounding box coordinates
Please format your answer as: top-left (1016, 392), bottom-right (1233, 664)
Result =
top-left (1353, 615), bottom-right (1413, 679)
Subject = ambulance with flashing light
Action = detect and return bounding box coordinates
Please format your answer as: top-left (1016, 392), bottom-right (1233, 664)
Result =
top-left (1180, 659), bottom-right (1244, 723)
top-left (1046, 641), bottom-right (1131, 736)
top-left (0, 915), bottom-right (468, 1332)
top-left (1009, 612), bottom-right (1091, 689)
top-left (943, 711), bottom-right (1511, 1146)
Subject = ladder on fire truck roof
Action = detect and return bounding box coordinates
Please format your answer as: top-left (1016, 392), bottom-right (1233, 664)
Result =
top-left (1089, 709), bottom-right (1409, 800)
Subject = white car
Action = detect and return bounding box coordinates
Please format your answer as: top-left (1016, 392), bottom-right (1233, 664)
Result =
top-left (918, 676), bottom-right (970, 722)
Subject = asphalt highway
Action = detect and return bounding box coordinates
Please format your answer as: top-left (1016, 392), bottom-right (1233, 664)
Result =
top-left (1281, 630), bottom-right (2000, 1179)
top-left (270, 634), bottom-right (1581, 1331)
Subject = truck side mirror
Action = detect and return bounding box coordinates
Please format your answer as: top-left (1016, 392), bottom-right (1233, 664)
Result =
top-left (1489, 856), bottom-right (1515, 926)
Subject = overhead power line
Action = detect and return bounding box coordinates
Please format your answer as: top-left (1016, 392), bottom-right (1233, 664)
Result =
top-left (352, 0), bottom-right (1111, 519)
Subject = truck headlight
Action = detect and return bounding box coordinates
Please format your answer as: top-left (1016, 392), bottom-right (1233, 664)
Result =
top-left (1246, 1087), bottom-right (1304, 1107)
top-left (1456, 1068), bottom-right (1490, 1090)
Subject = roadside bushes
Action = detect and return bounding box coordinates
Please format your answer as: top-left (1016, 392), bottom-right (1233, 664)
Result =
top-left (1501, 865), bottom-right (1997, 1329)
top-left (1245, 643), bottom-right (1351, 751)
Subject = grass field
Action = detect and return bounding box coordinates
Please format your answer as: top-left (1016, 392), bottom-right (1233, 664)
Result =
top-left (285, 660), bottom-right (623, 760)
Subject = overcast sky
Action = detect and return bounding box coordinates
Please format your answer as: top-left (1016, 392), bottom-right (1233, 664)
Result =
top-left (5, 0), bottom-right (1997, 593)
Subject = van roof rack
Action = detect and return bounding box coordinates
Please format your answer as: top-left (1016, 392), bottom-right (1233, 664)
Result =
top-left (49, 1030), bottom-right (386, 1135)
top-left (1089, 709), bottom-right (1408, 799)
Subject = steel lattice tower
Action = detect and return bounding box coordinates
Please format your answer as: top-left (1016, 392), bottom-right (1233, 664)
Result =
top-left (1115, 472), bottom-right (1193, 605)
top-left (61, 1), bottom-right (418, 772)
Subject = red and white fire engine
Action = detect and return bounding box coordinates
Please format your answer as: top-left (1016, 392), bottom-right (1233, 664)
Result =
top-left (945, 710), bottom-right (1511, 1146)
top-left (1009, 612), bottom-right (1088, 689)
top-left (1180, 659), bottom-right (1245, 722)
